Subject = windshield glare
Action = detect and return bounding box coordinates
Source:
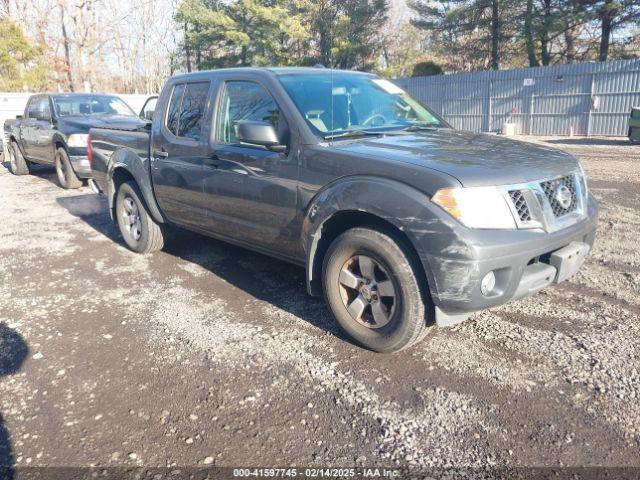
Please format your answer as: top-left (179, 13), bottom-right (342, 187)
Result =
top-left (278, 73), bottom-right (444, 138)
top-left (53, 96), bottom-right (136, 117)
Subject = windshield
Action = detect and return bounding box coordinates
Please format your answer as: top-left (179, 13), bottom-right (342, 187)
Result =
top-left (52, 95), bottom-right (136, 117)
top-left (277, 73), bottom-right (445, 138)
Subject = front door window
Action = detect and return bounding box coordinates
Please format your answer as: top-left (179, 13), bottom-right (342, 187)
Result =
top-left (216, 81), bottom-right (284, 145)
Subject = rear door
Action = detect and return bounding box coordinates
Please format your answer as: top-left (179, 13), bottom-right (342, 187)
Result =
top-left (150, 81), bottom-right (213, 229)
top-left (203, 77), bottom-right (300, 258)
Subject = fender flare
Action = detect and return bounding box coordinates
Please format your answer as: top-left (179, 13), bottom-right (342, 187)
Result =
top-left (106, 148), bottom-right (165, 224)
top-left (302, 176), bottom-right (448, 300)
top-left (9, 135), bottom-right (27, 158)
top-left (50, 133), bottom-right (69, 166)
top-left (51, 132), bottom-right (67, 150)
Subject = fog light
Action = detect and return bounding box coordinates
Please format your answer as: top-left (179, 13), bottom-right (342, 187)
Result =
top-left (481, 271), bottom-right (496, 296)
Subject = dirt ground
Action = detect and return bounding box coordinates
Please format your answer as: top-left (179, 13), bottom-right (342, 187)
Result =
top-left (0, 137), bottom-right (639, 478)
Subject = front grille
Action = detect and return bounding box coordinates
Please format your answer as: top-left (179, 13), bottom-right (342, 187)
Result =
top-left (509, 190), bottom-right (532, 222)
top-left (540, 175), bottom-right (578, 217)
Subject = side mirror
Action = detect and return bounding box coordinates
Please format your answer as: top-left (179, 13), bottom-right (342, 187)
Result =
top-left (236, 120), bottom-right (287, 153)
top-left (16, 115), bottom-right (23, 120)
top-left (142, 109), bottom-right (154, 121)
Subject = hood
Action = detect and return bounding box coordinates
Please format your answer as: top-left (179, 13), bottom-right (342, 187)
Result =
top-left (59, 115), bottom-right (146, 133)
top-left (332, 130), bottom-right (580, 187)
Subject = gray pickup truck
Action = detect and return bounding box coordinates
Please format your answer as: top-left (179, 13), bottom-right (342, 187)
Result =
top-left (89, 68), bottom-right (598, 352)
top-left (4, 93), bottom-right (143, 188)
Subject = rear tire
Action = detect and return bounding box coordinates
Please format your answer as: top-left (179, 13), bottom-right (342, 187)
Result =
top-left (8, 142), bottom-right (29, 175)
top-left (115, 181), bottom-right (165, 254)
top-left (55, 147), bottom-right (82, 189)
top-left (322, 227), bottom-right (432, 353)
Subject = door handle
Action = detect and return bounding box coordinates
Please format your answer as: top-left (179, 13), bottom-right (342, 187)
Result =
top-left (154, 150), bottom-right (169, 158)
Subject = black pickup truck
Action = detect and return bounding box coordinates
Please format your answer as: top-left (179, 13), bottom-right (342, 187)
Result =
top-left (4, 93), bottom-right (143, 189)
top-left (90, 67), bottom-right (598, 352)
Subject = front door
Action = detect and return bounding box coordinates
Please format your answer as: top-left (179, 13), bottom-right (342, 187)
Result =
top-left (150, 81), bottom-right (212, 230)
top-left (31, 97), bottom-right (55, 162)
top-left (20, 97), bottom-right (41, 160)
top-left (204, 79), bottom-right (299, 258)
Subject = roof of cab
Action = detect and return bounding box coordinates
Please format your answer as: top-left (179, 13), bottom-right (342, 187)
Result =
top-left (49, 93), bottom-right (120, 98)
top-left (169, 66), bottom-right (376, 82)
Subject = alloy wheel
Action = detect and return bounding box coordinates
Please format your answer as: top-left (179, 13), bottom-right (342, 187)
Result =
top-left (122, 196), bottom-right (142, 242)
top-left (338, 255), bottom-right (397, 329)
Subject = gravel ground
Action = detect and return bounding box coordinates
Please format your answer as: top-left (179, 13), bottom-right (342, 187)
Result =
top-left (0, 137), bottom-right (639, 478)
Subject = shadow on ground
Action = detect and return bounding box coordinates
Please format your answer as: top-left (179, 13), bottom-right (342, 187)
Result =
top-left (56, 194), bottom-right (349, 345)
top-left (57, 194), bottom-right (120, 243)
top-left (1, 160), bottom-right (58, 182)
top-left (0, 323), bottom-right (29, 480)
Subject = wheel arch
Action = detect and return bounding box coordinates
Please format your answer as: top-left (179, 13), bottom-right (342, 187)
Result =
top-left (51, 131), bottom-right (69, 160)
top-left (107, 160), bottom-right (165, 224)
top-left (303, 176), bottom-right (440, 304)
top-left (53, 133), bottom-right (66, 149)
top-left (9, 136), bottom-right (25, 157)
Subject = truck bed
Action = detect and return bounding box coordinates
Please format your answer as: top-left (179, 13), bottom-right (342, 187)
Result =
top-left (89, 124), bottom-right (151, 192)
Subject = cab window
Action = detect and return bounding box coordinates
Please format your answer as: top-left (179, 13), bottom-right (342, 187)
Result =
top-left (216, 81), bottom-right (286, 145)
top-left (165, 82), bottom-right (210, 141)
top-left (27, 98), bottom-right (40, 119)
top-left (38, 97), bottom-right (51, 119)
top-left (178, 82), bottom-right (209, 140)
top-left (166, 84), bottom-right (185, 136)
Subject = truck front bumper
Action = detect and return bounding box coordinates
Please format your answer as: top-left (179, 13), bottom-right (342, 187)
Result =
top-left (422, 194), bottom-right (599, 326)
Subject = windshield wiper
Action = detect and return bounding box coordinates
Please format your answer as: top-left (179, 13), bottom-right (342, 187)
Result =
top-left (323, 130), bottom-right (389, 140)
top-left (399, 124), bottom-right (441, 132)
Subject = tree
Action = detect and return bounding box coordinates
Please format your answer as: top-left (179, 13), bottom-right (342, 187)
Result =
top-left (176, 0), bottom-right (389, 71)
top-left (525, 0), bottom-right (592, 66)
top-left (412, 60), bottom-right (444, 76)
top-left (409, 0), bottom-right (522, 71)
top-left (0, 18), bottom-right (48, 91)
top-left (328, 0), bottom-right (389, 69)
top-left (523, 0), bottom-right (539, 65)
top-left (517, 0), bottom-right (640, 66)
top-left (595, 0), bottom-right (640, 61)
top-left (297, 0), bottom-right (338, 67)
top-left (177, 0), bottom-right (309, 69)
top-left (379, 22), bottom-right (425, 77)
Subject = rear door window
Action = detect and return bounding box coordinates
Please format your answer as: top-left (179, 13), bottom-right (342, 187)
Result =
top-left (177, 82), bottom-right (210, 141)
top-left (165, 82), bottom-right (210, 141)
top-left (166, 84), bottom-right (185, 136)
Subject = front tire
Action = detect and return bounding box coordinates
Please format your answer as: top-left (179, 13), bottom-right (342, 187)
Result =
top-left (115, 181), bottom-right (164, 254)
top-left (8, 142), bottom-right (29, 175)
top-left (322, 227), bottom-right (432, 353)
top-left (55, 147), bottom-right (82, 189)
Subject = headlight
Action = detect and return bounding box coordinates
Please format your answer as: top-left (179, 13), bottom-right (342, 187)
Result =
top-left (67, 134), bottom-right (89, 148)
top-left (432, 186), bottom-right (517, 229)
